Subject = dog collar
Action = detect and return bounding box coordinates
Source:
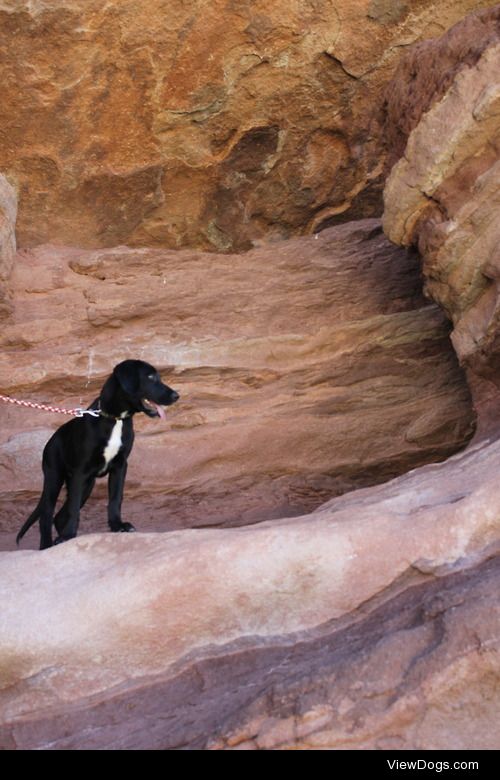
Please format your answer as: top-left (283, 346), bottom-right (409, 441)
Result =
top-left (96, 404), bottom-right (131, 420)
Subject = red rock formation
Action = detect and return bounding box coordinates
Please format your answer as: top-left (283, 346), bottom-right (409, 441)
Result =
top-left (0, 0), bottom-right (494, 251)
top-left (0, 219), bottom-right (474, 549)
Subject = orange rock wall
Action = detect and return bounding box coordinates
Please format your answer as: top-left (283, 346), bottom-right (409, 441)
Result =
top-left (0, 0), bottom-right (494, 251)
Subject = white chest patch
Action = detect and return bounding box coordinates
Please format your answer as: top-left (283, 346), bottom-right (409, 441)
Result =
top-left (103, 420), bottom-right (123, 467)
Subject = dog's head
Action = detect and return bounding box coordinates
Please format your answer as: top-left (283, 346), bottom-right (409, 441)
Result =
top-left (101, 360), bottom-right (179, 418)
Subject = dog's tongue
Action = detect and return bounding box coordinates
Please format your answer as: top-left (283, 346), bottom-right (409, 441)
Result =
top-left (152, 402), bottom-right (166, 420)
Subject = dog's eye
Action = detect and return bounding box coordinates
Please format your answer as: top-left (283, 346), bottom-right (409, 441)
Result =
top-left (148, 374), bottom-right (159, 383)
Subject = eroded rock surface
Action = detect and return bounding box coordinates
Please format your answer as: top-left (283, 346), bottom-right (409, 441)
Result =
top-left (0, 0), bottom-right (493, 251)
top-left (0, 220), bottom-right (474, 549)
top-left (1, 436), bottom-right (499, 749)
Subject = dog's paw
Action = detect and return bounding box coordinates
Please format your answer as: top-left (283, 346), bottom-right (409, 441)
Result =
top-left (54, 535), bottom-right (73, 545)
top-left (110, 522), bottom-right (136, 533)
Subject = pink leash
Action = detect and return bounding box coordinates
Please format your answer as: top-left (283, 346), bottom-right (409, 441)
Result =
top-left (0, 393), bottom-right (100, 418)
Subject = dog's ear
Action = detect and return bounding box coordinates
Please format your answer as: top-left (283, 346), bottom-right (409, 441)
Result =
top-left (113, 360), bottom-right (140, 396)
top-left (100, 373), bottom-right (119, 409)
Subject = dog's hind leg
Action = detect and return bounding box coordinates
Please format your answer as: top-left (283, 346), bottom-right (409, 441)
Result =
top-left (53, 472), bottom-right (86, 544)
top-left (54, 476), bottom-right (96, 540)
top-left (38, 473), bottom-right (64, 550)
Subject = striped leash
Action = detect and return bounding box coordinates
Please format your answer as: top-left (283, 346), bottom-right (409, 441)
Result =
top-left (0, 393), bottom-right (101, 418)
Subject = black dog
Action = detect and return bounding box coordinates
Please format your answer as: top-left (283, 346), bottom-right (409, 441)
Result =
top-left (16, 360), bottom-right (179, 550)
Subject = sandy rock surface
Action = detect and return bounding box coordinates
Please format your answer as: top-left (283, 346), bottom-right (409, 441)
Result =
top-left (1, 435), bottom-right (499, 749)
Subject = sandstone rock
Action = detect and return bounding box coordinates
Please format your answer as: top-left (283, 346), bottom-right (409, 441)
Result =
top-left (2, 3), bottom-right (499, 752)
top-left (0, 173), bottom-right (16, 281)
top-left (0, 220), bottom-right (474, 549)
top-left (380, 4), bottom-right (500, 171)
top-left (0, 435), bottom-right (499, 749)
top-left (383, 33), bottom-right (500, 387)
top-left (0, 0), bottom-right (493, 251)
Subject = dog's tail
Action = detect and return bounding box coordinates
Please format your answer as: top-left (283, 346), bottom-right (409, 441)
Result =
top-left (16, 502), bottom-right (42, 545)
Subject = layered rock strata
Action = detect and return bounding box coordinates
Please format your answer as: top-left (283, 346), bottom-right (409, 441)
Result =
top-left (0, 220), bottom-right (474, 549)
top-left (383, 23), bottom-right (500, 389)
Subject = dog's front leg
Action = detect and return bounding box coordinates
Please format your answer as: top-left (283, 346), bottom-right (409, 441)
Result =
top-left (108, 461), bottom-right (135, 533)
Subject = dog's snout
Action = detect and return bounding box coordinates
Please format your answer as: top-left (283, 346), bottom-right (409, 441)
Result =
top-left (170, 390), bottom-right (180, 403)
